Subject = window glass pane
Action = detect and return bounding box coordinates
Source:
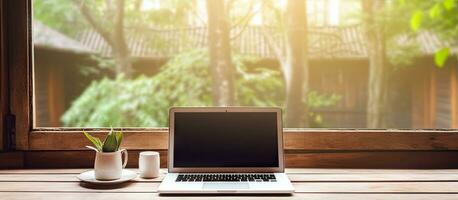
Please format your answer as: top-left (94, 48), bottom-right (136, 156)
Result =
top-left (33, 0), bottom-right (458, 128)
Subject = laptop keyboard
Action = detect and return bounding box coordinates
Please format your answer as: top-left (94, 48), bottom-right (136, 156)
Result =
top-left (175, 173), bottom-right (277, 182)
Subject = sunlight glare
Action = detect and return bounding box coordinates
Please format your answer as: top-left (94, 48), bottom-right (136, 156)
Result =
top-left (329, 0), bottom-right (340, 25)
top-left (141, 0), bottom-right (161, 11)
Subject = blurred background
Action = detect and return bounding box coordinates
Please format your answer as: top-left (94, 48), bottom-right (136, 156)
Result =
top-left (32, 0), bottom-right (458, 128)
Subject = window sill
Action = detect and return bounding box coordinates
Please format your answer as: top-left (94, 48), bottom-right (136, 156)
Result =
top-left (29, 129), bottom-right (458, 151)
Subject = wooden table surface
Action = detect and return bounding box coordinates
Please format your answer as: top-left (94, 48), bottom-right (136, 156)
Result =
top-left (1, 168), bottom-right (458, 199)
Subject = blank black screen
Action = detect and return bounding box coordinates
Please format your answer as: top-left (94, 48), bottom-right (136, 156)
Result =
top-left (173, 112), bottom-right (279, 167)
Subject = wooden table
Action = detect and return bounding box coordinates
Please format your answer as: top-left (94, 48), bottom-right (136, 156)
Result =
top-left (1, 168), bottom-right (458, 199)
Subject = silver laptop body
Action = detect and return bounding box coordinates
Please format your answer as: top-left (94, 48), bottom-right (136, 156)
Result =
top-left (158, 107), bottom-right (294, 194)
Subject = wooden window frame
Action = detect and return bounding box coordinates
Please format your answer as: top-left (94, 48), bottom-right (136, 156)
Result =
top-left (0, 0), bottom-right (6, 152)
top-left (3, 0), bottom-right (458, 168)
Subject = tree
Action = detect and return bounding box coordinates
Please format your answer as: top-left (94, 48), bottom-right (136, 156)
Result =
top-left (262, 0), bottom-right (309, 127)
top-left (33, 0), bottom-right (87, 36)
top-left (362, 0), bottom-right (389, 128)
top-left (284, 0), bottom-right (308, 127)
top-left (406, 0), bottom-right (458, 67)
top-left (72, 0), bottom-right (133, 78)
top-left (206, 0), bottom-right (236, 106)
top-left (61, 50), bottom-right (284, 127)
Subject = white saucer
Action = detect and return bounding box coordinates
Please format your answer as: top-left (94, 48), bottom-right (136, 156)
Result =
top-left (77, 170), bottom-right (137, 185)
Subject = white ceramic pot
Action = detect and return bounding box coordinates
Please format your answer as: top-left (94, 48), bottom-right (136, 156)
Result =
top-left (94, 149), bottom-right (128, 180)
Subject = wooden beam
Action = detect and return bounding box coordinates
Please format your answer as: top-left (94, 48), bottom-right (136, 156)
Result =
top-left (429, 67), bottom-right (437, 127)
top-left (285, 151), bottom-right (458, 169)
top-left (283, 131), bottom-right (458, 150)
top-left (30, 130), bottom-right (458, 151)
top-left (0, 0), bottom-right (5, 151)
top-left (17, 150), bottom-right (458, 169)
top-left (46, 67), bottom-right (64, 127)
top-left (0, 152), bottom-right (24, 168)
top-left (29, 130), bottom-right (169, 150)
top-left (451, 64), bottom-right (458, 128)
top-left (6, 0), bottom-right (30, 150)
top-left (23, 150), bottom-right (168, 169)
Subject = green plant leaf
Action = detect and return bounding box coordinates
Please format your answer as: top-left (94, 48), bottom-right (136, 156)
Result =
top-left (399, 0), bottom-right (406, 6)
top-left (443, 0), bottom-right (456, 10)
top-left (94, 137), bottom-right (104, 150)
top-left (434, 47), bottom-right (450, 68)
top-left (429, 3), bottom-right (441, 19)
top-left (83, 132), bottom-right (102, 152)
top-left (115, 131), bottom-right (123, 150)
top-left (102, 132), bottom-right (118, 152)
top-left (410, 10), bottom-right (423, 32)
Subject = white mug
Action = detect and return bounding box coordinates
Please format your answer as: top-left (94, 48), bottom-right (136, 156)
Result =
top-left (139, 151), bottom-right (160, 178)
top-left (94, 149), bottom-right (128, 180)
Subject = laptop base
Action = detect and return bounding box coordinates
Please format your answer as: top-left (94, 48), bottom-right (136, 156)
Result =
top-left (158, 173), bottom-right (294, 194)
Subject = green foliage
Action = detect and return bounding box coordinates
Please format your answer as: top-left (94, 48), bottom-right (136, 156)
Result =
top-left (307, 91), bottom-right (342, 128)
top-left (411, 0), bottom-right (458, 38)
top-left (443, 0), bottom-right (456, 10)
top-left (62, 50), bottom-right (281, 127)
top-left (404, 0), bottom-right (458, 67)
top-left (62, 50), bottom-right (340, 127)
top-left (102, 131), bottom-right (119, 152)
top-left (410, 10), bottom-right (423, 32)
top-left (83, 131), bottom-right (103, 151)
top-left (358, 0), bottom-right (423, 67)
top-left (429, 4), bottom-right (441, 19)
top-left (115, 131), bottom-right (123, 150)
top-left (358, 0), bottom-right (457, 68)
top-left (435, 47), bottom-right (450, 68)
top-left (80, 56), bottom-right (116, 76)
top-left (307, 91), bottom-right (342, 109)
top-left (83, 129), bottom-right (123, 152)
top-left (126, 0), bottom-right (198, 28)
top-left (233, 55), bottom-right (284, 107)
top-left (33, 0), bottom-right (88, 36)
top-left (34, 0), bottom-right (200, 34)
top-left (387, 40), bottom-right (422, 67)
top-left (62, 76), bottom-right (160, 127)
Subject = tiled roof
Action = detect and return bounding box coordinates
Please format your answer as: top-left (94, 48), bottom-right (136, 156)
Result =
top-left (71, 25), bottom-right (456, 59)
top-left (33, 21), bottom-right (93, 54)
top-left (75, 26), bottom-right (365, 59)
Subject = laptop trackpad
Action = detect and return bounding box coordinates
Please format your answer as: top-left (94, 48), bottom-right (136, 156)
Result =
top-left (203, 183), bottom-right (250, 190)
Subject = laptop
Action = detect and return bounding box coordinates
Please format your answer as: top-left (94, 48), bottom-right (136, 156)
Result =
top-left (158, 107), bottom-right (294, 194)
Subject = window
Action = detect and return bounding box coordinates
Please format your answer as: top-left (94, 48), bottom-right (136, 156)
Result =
top-left (32, 0), bottom-right (457, 129)
top-left (4, 0), bottom-right (458, 168)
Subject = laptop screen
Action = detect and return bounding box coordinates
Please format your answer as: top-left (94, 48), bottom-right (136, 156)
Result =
top-left (173, 112), bottom-right (279, 168)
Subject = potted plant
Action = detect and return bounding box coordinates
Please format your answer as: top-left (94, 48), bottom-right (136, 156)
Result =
top-left (84, 129), bottom-right (128, 180)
